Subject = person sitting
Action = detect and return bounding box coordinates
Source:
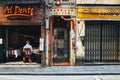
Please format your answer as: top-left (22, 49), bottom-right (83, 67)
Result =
top-left (23, 40), bottom-right (33, 63)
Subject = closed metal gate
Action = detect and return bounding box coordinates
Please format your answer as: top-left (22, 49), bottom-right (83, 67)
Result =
top-left (85, 21), bottom-right (120, 62)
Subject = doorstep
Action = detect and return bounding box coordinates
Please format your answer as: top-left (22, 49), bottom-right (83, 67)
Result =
top-left (0, 61), bottom-right (41, 67)
top-left (53, 62), bottom-right (70, 66)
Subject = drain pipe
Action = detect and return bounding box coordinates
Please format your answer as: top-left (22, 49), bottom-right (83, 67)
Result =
top-left (61, 16), bottom-right (75, 66)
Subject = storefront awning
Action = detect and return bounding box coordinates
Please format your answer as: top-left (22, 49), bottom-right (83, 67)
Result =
top-left (0, 0), bottom-right (44, 4)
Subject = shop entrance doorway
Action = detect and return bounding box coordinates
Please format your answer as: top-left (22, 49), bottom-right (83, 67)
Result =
top-left (52, 16), bottom-right (70, 65)
top-left (3, 25), bottom-right (41, 64)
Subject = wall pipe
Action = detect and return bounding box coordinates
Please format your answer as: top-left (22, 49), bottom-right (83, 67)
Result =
top-left (61, 16), bottom-right (75, 47)
top-left (61, 16), bottom-right (74, 30)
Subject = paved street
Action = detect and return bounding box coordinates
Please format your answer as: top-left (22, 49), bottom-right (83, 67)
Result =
top-left (0, 75), bottom-right (97, 80)
top-left (0, 75), bottom-right (120, 80)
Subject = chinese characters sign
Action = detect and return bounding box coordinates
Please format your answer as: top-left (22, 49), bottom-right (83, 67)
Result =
top-left (77, 7), bottom-right (120, 19)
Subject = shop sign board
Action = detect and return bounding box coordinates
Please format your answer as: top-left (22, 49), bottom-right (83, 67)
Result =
top-left (0, 5), bottom-right (44, 24)
top-left (77, 7), bottom-right (120, 19)
top-left (50, 8), bottom-right (75, 16)
top-left (4, 5), bottom-right (34, 18)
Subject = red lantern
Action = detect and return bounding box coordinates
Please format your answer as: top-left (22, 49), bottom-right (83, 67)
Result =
top-left (55, 0), bottom-right (60, 6)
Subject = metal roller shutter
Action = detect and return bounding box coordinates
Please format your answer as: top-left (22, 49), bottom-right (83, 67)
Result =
top-left (85, 21), bottom-right (120, 62)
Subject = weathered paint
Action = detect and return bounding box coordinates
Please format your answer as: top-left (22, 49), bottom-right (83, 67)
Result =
top-left (76, 20), bottom-right (85, 59)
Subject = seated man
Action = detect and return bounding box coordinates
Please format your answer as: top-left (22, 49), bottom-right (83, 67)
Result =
top-left (23, 40), bottom-right (33, 63)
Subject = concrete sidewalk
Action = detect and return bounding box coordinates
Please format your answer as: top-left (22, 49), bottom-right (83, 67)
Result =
top-left (0, 65), bottom-right (120, 75)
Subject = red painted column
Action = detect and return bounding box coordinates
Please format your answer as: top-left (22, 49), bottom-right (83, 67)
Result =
top-left (49, 16), bottom-right (53, 65)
